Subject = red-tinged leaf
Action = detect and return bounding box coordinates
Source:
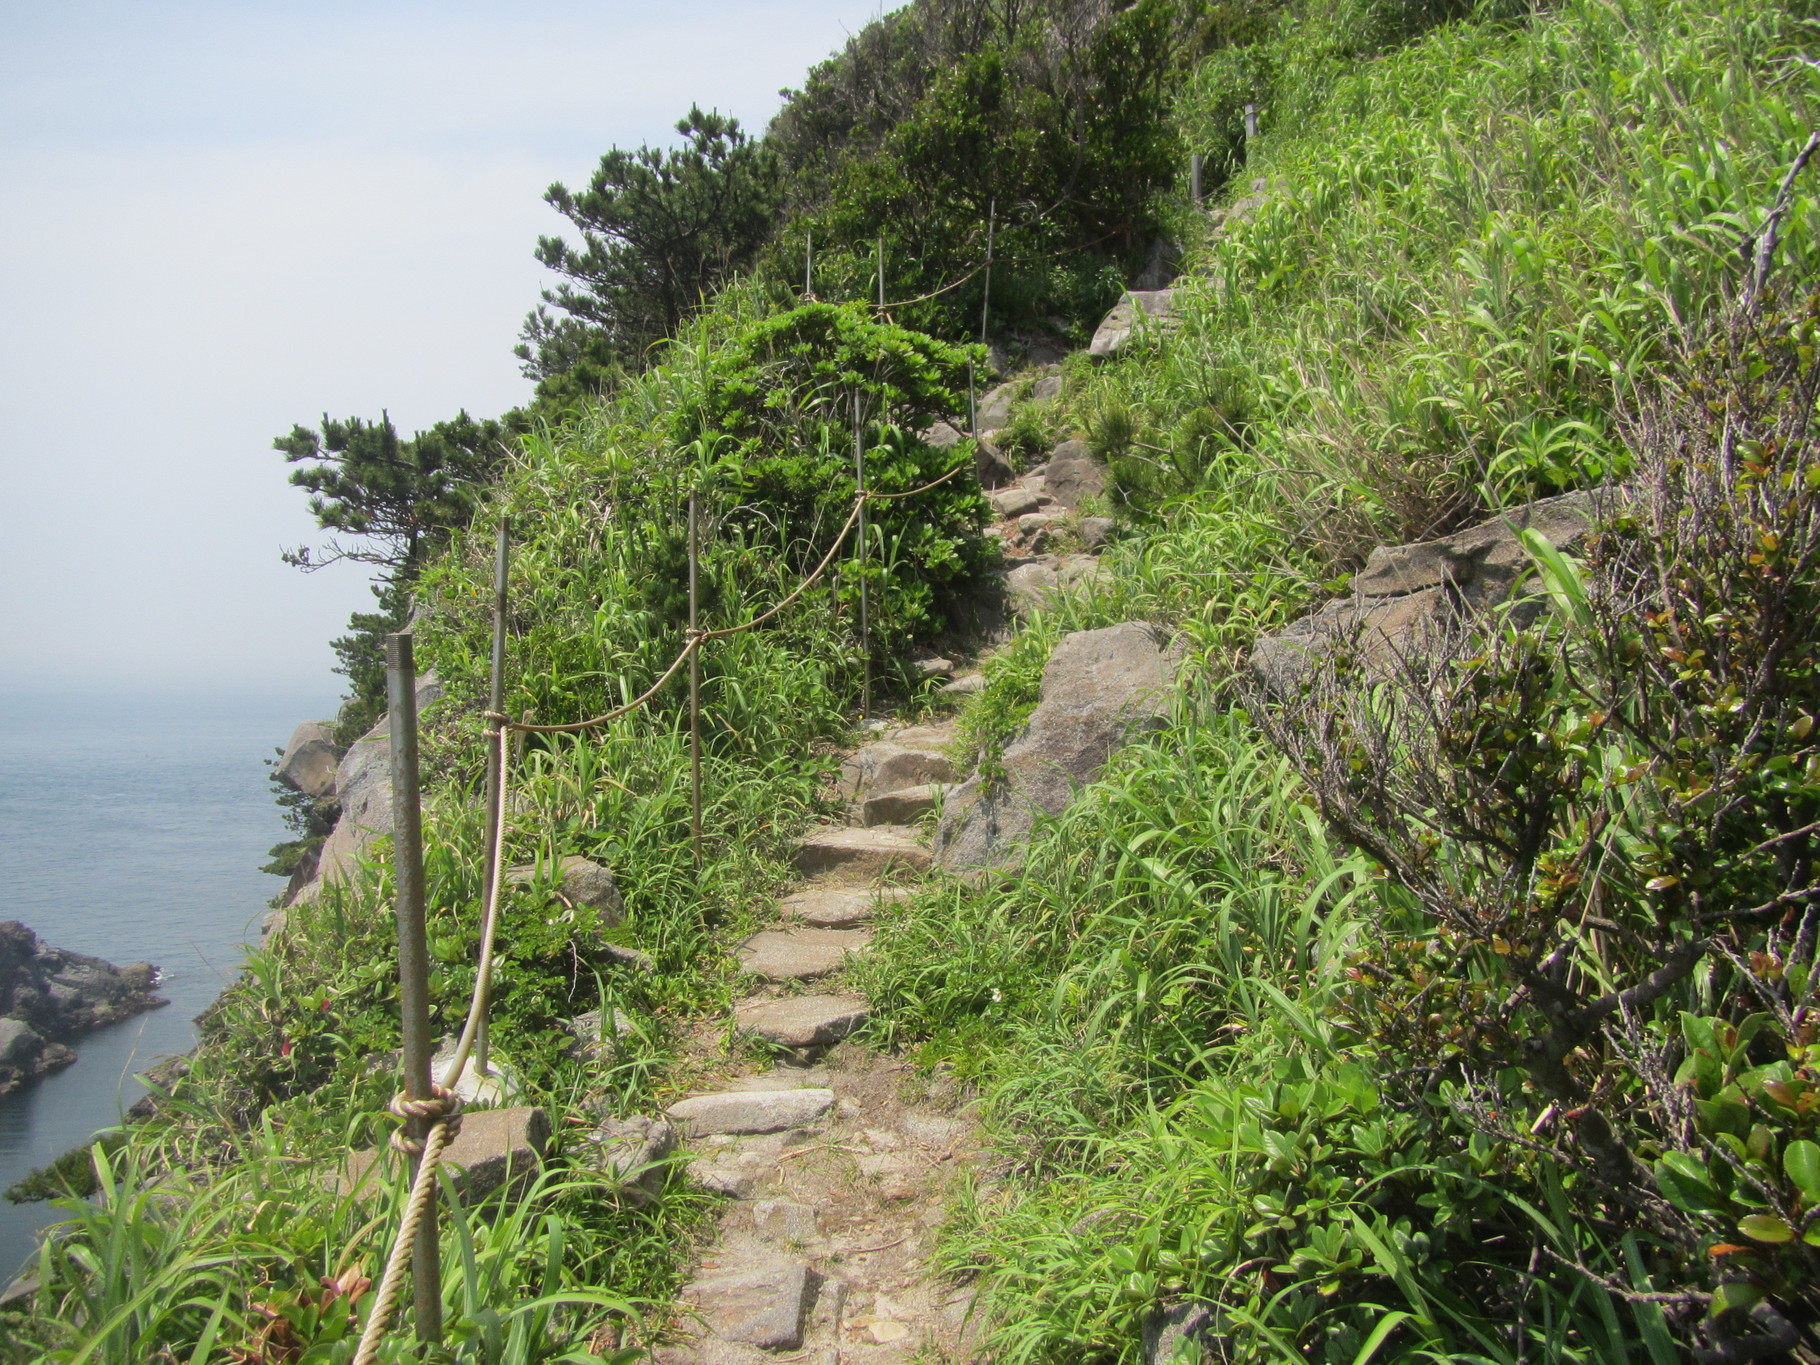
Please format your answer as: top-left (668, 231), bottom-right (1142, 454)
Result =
top-left (1709, 1243), bottom-right (1750, 1257)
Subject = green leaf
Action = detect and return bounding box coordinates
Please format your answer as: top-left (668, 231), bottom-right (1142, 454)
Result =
top-left (1519, 527), bottom-right (1593, 631)
top-left (1739, 1213), bottom-right (1794, 1243)
top-left (1710, 1280), bottom-right (1765, 1317)
top-left (1655, 1152), bottom-right (1721, 1212)
top-left (1785, 1140), bottom-right (1820, 1203)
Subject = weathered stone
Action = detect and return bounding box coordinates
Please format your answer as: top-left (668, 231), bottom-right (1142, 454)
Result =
top-left (888, 722), bottom-right (958, 750)
top-left (975, 436), bottom-right (1015, 489)
top-left (938, 623), bottom-right (1180, 870)
top-left (738, 929), bottom-right (871, 981)
top-left (911, 656), bottom-right (954, 679)
top-left (1079, 516), bottom-right (1116, 549)
top-left (1018, 512), bottom-right (1056, 536)
top-left (941, 672), bottom-right (987, 696)
top-left (1133, 237), bottom-right (1184, 291)
top-left (1143, 1301), bottom-right (1221, 1365)
top-left (275, 721), bottom-right (341, 799)
top-left (685, 1258), bottom-right (820, 1349)
top-left (1043, 443), bottom-right (1104, 510)
top-left (430, 1035), bottom-right (517, 1107)
top-left (1251, 491), bottom-right (1600, 693)
top-left (794, 826), bottom-right (931, 878)
top-left (737, 995), bottom-right (870, 1050)
top-left (1003, 560), bottom-right (1060, 616)
top-left (590, 1115), bottom-right (676, 1204)
top-left (976, 381), bottom-right (1020, 432)
top-left (1089, 289), bottom-right (1179, 359)
top-left (505, 854), bottom-right (623, 924)
top-left (862, 784), bottom-right (947, 827)
top-left (838, 741), bottom-right (958, 801)
top-left (923, 420), bottom-right (964, 449)
top-left (990, 486), bottom-right (1041, 518)
top-left (689, 1132), bottom-right (785, 1198)
top-left (340, 1105), bottom-right (550, 1202)
top-left (1031, 373), bottom-right (1064, 403)
top-left (753, 1198), bottom-right (820, 1242)
top-left (668, 1088), bottom-right (835, 1137)
top-left (779, 886), bottom-right (913, 928)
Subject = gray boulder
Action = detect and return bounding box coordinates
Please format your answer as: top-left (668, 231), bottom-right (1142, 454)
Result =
top-left (506, 854), bottom-right (623, 925)
top-left (1043, 441), bottom-right (1104, 510)
top-left (590, 1115), bottom-right (676, 1205)
top-left (975, 435), bottom-right (1015, 489)
top-left (1252, 491), bottom-right (1600, 692)
top-left (1143, 1301), bottom-right (1220, 1365)
top-left (274, 721), bottom-right (341, 800)
top-left (976, 381), bottom-right (1020, 432)
top-left (938, 623), bottom-right (1181, 870)
top-left (1079, 516), bottom-right (1116, 549)
top-left (922, 420), bottom-right (964, 449)
top-left (1031, 373), bottom-right (1064, 403)
top-left (1089, 290), bottom-right (1179, 359)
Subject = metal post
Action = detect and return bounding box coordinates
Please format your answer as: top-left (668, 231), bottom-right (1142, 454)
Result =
top-left (979, 198), bottom-right (996, 348)
top-left (853, 393), bottom-right (870, 720)
top-left (805, 230), bottom-right (813, 299)
top-left (1190, 153), bottom-right (1203, 207)
top-left (688, 491), bottom-right (702, 865)
top-left (386, 633), bottom-right (441, 1346)
top-left (968, 361), bottom-right (977, 440)
top-left (877, 235), bottom-right (886, 312)
top-left (1244, 103), bottom-right (1258, 146)
top-left (477, 520), bottom-right (508, 1076)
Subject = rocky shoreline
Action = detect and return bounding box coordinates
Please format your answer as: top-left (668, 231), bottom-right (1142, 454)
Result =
top-left (0, 921), bottom-right (166, 1097)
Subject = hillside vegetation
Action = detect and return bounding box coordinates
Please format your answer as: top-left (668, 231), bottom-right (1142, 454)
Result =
top-left (8, 0), bottom-right (1820, 1361)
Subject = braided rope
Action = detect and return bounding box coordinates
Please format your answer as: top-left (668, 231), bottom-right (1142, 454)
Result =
top-left (352, 1115), bottom-right (456, 1365)
top-left (387, 1086), bottom-right (463, 1157)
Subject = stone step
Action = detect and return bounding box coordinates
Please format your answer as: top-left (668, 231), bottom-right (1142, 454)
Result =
top-left (736, 994), bottom-right (870, 1050)
top-left (793, 826), bottom-right (929, 880)
top-left (861, 783), bottom-right (949, 827)
top-left (683, 1257), bottom-right (822, 1350)
top-left (341, 1106), bottom-right (549, 1202)
top-left (668, 1088), bottom-right (835, 1137)
top-left (739, 927), bottom-right (872, 981)
top-left (838, 741), bottom-right (959, 801)
top-left (780, 885), bottom-right (914, 928)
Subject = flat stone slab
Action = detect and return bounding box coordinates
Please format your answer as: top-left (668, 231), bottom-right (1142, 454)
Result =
top-left (341, 1105), bottom-right (549, 1202)
top-left (794, 826), bottom-right (930, 879)
top-left (862, 783), bottom-right (948, 827)
top-left (779, 886), bottom-right (912, 928)
top-left (668, 1088), bottom-right (835, 1137)
top-left (941, 672), bottom-right (987, 696)
top-left (753, 1198), bottom-right (820, 1242)
top-left (838, 741), bottom-right (958, 801)
top-left (685, 1257), bottom-right (820, 1349)
top-left (739, 928), bottom-right (872, 981)
top-left (737, 995), bottom-right (870, 1049)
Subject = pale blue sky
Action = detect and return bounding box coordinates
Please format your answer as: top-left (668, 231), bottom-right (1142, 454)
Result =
top-left (0, 1), bottom-right (884, 692)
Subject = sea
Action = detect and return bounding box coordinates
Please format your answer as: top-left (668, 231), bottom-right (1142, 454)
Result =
top-left (0, 686), bottom-right (337, 1282)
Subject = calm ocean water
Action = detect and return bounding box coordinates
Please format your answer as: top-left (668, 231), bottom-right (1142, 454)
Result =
top-left (0, 687), bottom-right (337, 1281)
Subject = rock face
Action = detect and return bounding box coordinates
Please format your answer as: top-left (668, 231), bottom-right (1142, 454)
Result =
top-left (685, 1258), bottom-right (822, 1349)
top-left (1043, 441), bottom-right (1105, 510)
top-left (1251, 491), bottom-right (1599, 692)
top-left (937, 623), bottom-right (1181, 871)
top-left (274, 721), bottom-right (341, 799)
top-left (0, 921), bottom-right (166, 1096)
top-left (1089, 289), bottom-right (1179, 359)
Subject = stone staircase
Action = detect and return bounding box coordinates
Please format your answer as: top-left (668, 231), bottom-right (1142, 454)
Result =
top-left (640, 718), bottom-right (981, 1364)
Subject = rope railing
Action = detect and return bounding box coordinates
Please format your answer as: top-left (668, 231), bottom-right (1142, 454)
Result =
top-left (351, 460), bottom-right (967, 1363)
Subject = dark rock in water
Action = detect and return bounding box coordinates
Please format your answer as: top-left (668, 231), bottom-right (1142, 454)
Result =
top-left (0, 921), bottom-right (167, 1096)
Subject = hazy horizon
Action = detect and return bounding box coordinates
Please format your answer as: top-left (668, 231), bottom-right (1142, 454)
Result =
top-left (0, 0), bottom-right (885, 696)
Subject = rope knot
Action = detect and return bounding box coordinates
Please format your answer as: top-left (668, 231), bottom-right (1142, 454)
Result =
top-left (387, 1085), bottom-right (463, 1156)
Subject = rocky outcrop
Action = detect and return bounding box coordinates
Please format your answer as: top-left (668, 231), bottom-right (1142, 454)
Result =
top-left (937, 623), bottom-right (1182, 871)
top-left (274, 721), bottom-right (341, 799)
top-left (0, 921), bottom-right (166, 1095)
top-left (1042, 440), bottom-right (1105, 510)
top-left (1250, 491), bottom-right (1600, 692)
top-left (1089, 290), bottom-right (1180, 359)
top-left (286, 672), bottom-right (442, 907)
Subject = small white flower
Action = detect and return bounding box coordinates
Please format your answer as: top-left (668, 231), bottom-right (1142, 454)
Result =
top-left (991, 988), bottom-right (1003, 1003)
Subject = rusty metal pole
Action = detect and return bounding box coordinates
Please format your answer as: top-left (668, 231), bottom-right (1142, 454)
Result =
top-left (688, 491), bottom-right (702, 865)
top-left (1191, 153), bottom-right (1203, 207)
top-left (386, 632), bottom-right (441, 1346)
top-left (805, 229), bottom-right (813, 299)
top-left (979, 197), bottom-right (995, 349)
top-left (853, 393), bottom-right (870, 720)
top-left (877, 235), bottom-right (886, 312)
top-left (477, 520), bottom-right (508, 1076)
top-left (1245, 102), bottom-right (1258, 147)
